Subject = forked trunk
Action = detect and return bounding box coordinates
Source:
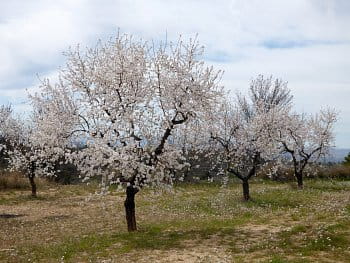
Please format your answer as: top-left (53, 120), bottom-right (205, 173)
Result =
top-left (124, 185), bottom-right (139, 232)
top-left (242, 179), bottom-right (250, 201)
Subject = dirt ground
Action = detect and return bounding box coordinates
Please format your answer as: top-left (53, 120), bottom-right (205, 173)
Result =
top-left (1, 180), bottom-right (350, 262)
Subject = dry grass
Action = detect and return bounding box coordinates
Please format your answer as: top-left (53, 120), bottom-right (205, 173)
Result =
top-left (0, 179), bottom-right (349, 262)
top-left (0, 171), bottom-right (29, 190)
top-left (0, 171), bottom-right (49, 193)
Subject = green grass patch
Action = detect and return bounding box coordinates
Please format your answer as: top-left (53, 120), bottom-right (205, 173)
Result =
top-left (345, 204), bottom-right (350, 215)
top-left (21, 218), bottom-right (245, 262)
top-left (306, 179), bottom-right (350, 192)
top-left (265, 255), bottom-right (311, 263)
top-left (244, 189), bottom-right (318, 210)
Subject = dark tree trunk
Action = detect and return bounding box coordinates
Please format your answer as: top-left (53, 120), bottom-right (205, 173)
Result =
top-left (29, 162), bottom-right (37, 197)
top-left (124, 185), bottom-right (139, 232)
top-left (242, 179), bottom-right (250, 201)
top-left (28, 175), bottom-right (37, 197)
top-left (227, 168), bottom-right (252, 201)
top-left (296, 172), bottom-right (303, 189)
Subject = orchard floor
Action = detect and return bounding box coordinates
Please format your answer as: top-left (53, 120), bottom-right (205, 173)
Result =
top-left (0, 179), bottom-right (350, 263)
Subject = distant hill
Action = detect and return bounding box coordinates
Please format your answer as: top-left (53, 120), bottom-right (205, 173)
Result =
top-left (323, 148), bottom-right (350, 163)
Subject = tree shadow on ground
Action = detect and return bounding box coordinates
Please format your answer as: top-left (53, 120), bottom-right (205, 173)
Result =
top-left (0, 213), bottom-right (25, 219)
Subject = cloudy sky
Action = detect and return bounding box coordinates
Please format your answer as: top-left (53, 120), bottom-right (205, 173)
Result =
top-left (1, 0), bottom-right (349, 147)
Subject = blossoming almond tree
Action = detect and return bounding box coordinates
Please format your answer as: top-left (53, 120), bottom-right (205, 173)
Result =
top-left (168, 118), bottom-right (210, 180)
top-left (276, 109), bottom-right (337, 189)
top-left (7, 128), bottom-right (48, 197)
top-left (0, 105), bottom-right (41, 195)
top-left (0, 105), bottom-right (18, 168)
top-left (35, 34), bottom-right (223, 231)
top-left (0, 71), bottom-right (78, 196)
top-left (208, 98), bottom-right (285, 200)
top-left (208, 76), bottom-right (292, 200)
